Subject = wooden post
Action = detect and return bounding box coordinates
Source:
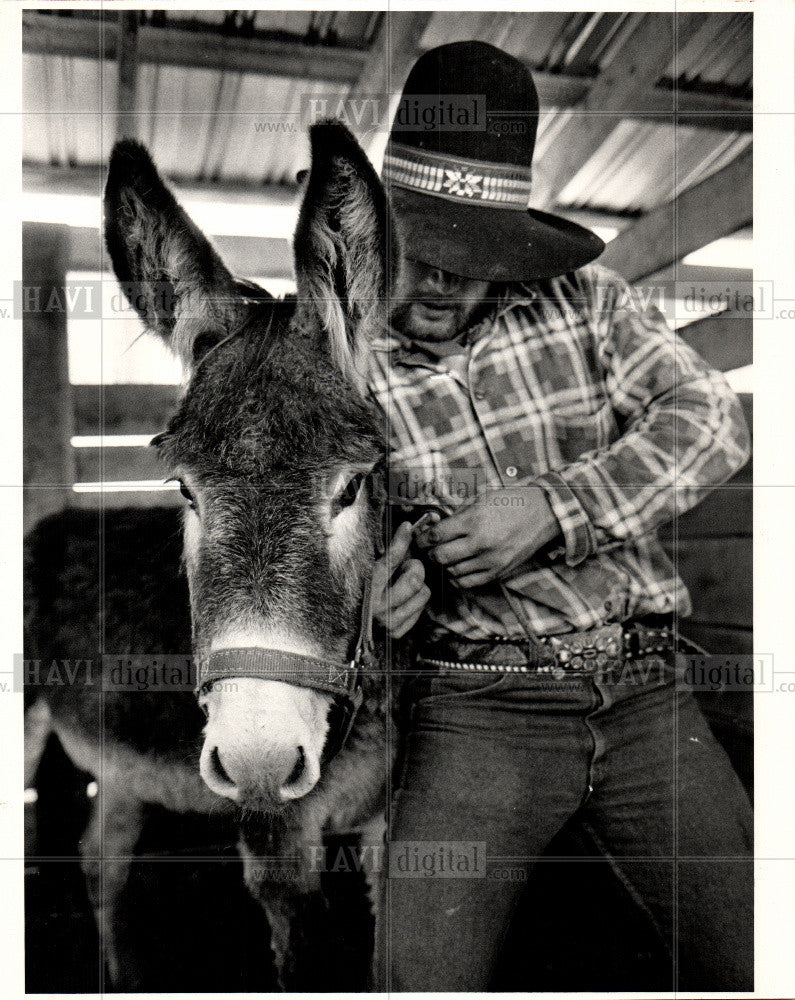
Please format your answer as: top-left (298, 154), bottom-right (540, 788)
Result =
top-left (117, 12), bottom-right (139, 141)
top-left (23, 223), bottom-right (75, 535)
top-left (678, 311), bottom-right (752, 373)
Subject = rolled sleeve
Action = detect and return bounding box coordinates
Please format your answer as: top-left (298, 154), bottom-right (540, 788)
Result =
top-left (535, 469), bottom-right (598, 567)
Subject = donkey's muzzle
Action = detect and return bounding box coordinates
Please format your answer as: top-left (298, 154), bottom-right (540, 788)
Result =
top-left (198, 647), bottom-right (364, 762)
top-left (200, 730), bottom-right (320, 807)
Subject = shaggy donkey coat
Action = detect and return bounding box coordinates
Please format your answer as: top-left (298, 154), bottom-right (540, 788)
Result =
top-left (25, 120), bottom-right (407, 990)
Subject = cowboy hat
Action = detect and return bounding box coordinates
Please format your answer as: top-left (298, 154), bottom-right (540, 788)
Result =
top-left (382, 41), bottom-right (605, 282)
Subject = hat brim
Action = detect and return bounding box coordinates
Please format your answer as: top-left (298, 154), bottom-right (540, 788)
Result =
top-left (388, 185), bottom-right (605, 283)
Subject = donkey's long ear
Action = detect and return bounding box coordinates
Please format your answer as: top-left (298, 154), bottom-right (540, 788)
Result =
top-left (104, 140), bottom-right (239, 369)
top-left (293, 120), bottom-right (397, 390)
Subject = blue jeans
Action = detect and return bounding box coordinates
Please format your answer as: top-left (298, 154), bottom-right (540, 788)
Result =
top-left (384, 654), bottom-right (753, 991)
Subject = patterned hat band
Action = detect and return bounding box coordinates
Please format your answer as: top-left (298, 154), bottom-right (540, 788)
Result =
top-left (383, 141), bottom-right (533, 210)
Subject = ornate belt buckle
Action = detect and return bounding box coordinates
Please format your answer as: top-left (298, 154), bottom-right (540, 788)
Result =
top-left (549, 624), bottom-right (623, 672)
top-left (593, 624), bottom-right (623, 667)
top-left (547, 633), bottom-right (579, 671)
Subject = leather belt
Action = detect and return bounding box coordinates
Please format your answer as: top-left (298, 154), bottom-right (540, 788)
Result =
top-left (417, 620), bottom-right (677, 675)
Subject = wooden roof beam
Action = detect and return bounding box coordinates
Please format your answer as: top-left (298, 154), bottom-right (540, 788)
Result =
top-left (23, 12), bottom-right (368, 84)
top-left (599, 145), bottom-right (752, 281)
top-left (677, 311), bottom-right (752, 373)
top-left (116, 12), bottom-right (139, 141)
top-left (345, 12), bottom-right (433, 156)
top-left (62, 225), bottom-right (294, 281)
top-left (23, 12), bottom-right (752, 133)
top-left (23, 162), bottom-right (300, 200)
top-left (530, 12), bottom-right (711, 210)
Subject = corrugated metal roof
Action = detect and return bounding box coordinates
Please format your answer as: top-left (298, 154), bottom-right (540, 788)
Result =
top-left (34, 9), bottom-right (381, 49)
top-left (661, 12), bottom-right (752, 95)
top-left (420, 12), bottom-right (632, 75)
top-left (23, 53), bottom-right (334, 186)
top-left (421, 11), bottom-right (752, 94)
top-left (189, 10), bottom-right (381, 48)
top-left (554, 121), bottom-right (752, 215)
top-left (132, 65), bottom-right (339, 184)
top-left (24, 54), bottom-right (112, 165)
top-left (23, 12), bottom-right (752, 217)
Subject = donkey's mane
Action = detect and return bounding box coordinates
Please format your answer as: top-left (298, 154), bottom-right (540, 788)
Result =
top-left (157, 297), bottom-right (385, 481)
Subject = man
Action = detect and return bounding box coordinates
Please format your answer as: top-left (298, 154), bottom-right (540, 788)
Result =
top-left (369, 41), bottom-right (753, 991)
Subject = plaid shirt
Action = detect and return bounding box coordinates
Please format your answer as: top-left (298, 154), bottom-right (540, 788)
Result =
top-left (368, 263), bottom-right (751, 640)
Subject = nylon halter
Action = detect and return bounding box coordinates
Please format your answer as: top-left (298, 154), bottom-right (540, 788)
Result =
top-left (196, 574), bottom-right (376, 759)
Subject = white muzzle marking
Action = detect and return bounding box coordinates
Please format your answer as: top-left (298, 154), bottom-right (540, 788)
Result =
top-left (199, 633), bottom-right (332, 805)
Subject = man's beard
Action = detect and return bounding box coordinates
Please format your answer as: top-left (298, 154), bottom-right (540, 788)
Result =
top-left (390, 291), bottom-right (498, 342)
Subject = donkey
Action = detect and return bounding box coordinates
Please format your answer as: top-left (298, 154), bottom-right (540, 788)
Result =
top-left (25, 120), bottom-right (410, 990)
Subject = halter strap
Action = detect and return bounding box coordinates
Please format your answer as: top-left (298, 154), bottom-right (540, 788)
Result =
top-left (196, 573), bottom-right (378, 760)
top-left (199, 648), bottom-right (360, 699)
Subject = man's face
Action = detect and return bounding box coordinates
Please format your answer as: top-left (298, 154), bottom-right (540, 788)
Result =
top-left (391, 259), bottom-right (491, 341)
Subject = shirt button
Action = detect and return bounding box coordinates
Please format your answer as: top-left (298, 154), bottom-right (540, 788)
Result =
top-left (505, 466), bottom-right (518, 478)
top-left (473, 389), bottom-right (486, 400)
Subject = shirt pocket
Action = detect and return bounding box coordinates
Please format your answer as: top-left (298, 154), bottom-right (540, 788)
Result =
top-left (550, 401), bottom-right (618, 466)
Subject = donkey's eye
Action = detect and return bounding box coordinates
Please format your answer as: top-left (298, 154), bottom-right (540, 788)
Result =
top-left (336, 472), bottom-right (365, 511)
top-left (178, 480), bottom-right (196, 508)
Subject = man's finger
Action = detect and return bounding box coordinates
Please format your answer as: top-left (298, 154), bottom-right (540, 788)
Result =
top-left (385, 519), bottom-right (413, 562)
top-left (455, 568), bottom-right (497, 589)
top-left (446, 555), bottom-right (490, 578)
top-left (388, 560), bottom-right (426, 608)
top-left (372, 521), bottom-right (412, 590)
top-left (417, 509), bottom-right (471, 546)
top-left (431, 535), bottom-right (480, 566)
top-left (387, 585), bottom-right (431, 638)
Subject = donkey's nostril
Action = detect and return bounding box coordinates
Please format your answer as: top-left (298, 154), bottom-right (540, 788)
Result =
top-left (286, 745), bottom-right (306, 786)
top-left (211, 745), bottom-right (233, 785)
top-left (200, 741), bottom-right (239, 802)
top-left (279, 744), bottom-right (320, 801)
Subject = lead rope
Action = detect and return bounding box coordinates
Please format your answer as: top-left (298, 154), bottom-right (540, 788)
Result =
top-left (352, 574), bottom-right (376, 667)
top-left (321, 573), bottom-right (373, 762)
top-left (497, 579), bottom-right (546, 661)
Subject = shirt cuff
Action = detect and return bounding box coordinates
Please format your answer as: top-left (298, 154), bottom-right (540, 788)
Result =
top-left (534, 471), bottom-right (597, 567)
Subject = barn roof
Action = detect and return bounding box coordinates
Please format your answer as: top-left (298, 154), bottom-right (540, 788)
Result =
top-left (23, 10), bottom-right (752, 219)
top-left (21, 10), bottom-right (753, 507)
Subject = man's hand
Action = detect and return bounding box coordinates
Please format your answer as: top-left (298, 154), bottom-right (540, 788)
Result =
top-left (416, 486), bottom-right (560, 588)
top-left (372, 521), bottom-right (431, 638)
